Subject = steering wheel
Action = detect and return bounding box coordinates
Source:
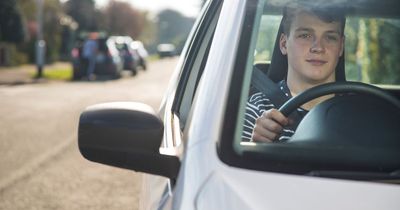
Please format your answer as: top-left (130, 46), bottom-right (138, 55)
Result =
top-left (271, 82), bottom-right (400, 173)
top-left (278, 81), bottom-right (400, 117)
top-left (277, 81), bottom-right (400, 149)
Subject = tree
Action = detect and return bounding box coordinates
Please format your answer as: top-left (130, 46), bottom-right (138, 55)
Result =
top-left (137, 12), bottom-right (157, 47)
top-left (156, 9), bottom-right (195, 53)
top-left (42, 0), bottom-right (65, 62)
top-left (15, 0), bottom-right (65, 63)
top-left (346, 18), bottom-right (400, 84)
top-left (64, 0), bottom-right (98, 32)
top-left (0, 0), bottom-right (25, 43)
top-left (103, 0), bottom-right (146, 39)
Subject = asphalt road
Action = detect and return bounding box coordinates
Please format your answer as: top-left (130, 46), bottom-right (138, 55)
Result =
top-left (0, 57), bottom-right (178, 210)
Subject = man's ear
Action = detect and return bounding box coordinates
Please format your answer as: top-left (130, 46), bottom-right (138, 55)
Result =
top-left (279, 33), bottom-right (288, 55)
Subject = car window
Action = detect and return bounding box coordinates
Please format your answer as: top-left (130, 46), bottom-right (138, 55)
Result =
top-left (344, 17), bottom-right (400, 85)
top-left (219, 0), bottom-right (400, 182)
top-left (253, 12), bottom-right (400, 86)
top-left (253, 15), bottom-right (281, 63)
top-left (172, 1), bottom-right (222, 131)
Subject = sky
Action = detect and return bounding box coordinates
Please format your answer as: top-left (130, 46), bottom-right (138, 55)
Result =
top-left (95, 0), bottom-right (202, 18)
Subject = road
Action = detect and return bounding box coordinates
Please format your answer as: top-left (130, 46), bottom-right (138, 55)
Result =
top-left (0, 57), bottom-right (178, 210)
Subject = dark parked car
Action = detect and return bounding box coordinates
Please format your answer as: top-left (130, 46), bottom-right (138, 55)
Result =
top-left (71, 34), bottom-right (123, 80)
top-left (78, 0), bottom-right (400, 209)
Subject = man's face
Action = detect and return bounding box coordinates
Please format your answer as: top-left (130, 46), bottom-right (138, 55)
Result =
top-left (280, 11), bottom-right (344, 84)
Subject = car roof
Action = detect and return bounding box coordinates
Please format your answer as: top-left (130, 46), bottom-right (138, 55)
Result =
top-left (109, 36), bottom-right (134, 43)
top-left (264, 0), bottom-right (400, 18)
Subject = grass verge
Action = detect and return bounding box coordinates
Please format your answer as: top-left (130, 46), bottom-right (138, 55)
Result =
top-left (29, 66), bottom-right (72, 81)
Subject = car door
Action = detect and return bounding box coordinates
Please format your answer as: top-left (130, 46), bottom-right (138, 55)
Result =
top-left (139, 1), bottom-right (223, 209)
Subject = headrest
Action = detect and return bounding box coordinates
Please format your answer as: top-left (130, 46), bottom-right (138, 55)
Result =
top-left (266, 20), bottom-right (346, 83)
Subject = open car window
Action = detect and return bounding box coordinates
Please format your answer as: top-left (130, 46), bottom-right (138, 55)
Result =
top-left (172, 1), bottom-right (222, 132)
top-left (219, 0), bottom-right (400, 183)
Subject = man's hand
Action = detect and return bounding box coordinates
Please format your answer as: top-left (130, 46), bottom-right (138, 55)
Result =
top-left (251, 109), bottom-right (289, 143)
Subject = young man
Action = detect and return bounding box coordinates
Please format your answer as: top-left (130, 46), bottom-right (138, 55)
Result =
top-left (242, 5), bottom-right (345, 142)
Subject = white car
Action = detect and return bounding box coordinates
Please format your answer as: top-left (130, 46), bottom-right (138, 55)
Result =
top-left (157, 43), bottom-right (176, 58)
top-left (131, 40), bottom-right (149, 70)
top-left (78, 0), bottom-right (400, 209)
top-left (109, 36), bottom-right (142, 74)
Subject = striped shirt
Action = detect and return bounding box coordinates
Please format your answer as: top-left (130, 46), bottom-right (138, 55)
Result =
top-left (242, 80), bottom-right (308, 142)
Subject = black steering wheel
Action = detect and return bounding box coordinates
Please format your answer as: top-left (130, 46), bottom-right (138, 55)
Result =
top-left (278, 81), bottom-right (400, 117)
top-left (277, 81), bottom-right (400, 149)
top-left (272, 82), bottom-right (400, 173)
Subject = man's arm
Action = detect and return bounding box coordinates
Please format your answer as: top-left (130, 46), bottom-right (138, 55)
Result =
top-left (242, 92), bottom-right (276, 141)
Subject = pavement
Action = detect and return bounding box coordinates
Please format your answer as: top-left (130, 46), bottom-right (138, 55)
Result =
top-left (0, 62), bottom-right (70, 86)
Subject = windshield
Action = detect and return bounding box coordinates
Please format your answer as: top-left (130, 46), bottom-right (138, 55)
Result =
top-left (253, 2), bottom-right (400, 85)
top-left (227, 0), bottom-right (400, 182)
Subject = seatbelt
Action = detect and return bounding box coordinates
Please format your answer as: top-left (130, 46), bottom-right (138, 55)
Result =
top-left (251, 66), bottom-right (289, 108)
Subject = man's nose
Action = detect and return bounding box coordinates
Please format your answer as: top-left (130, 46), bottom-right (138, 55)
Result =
top-left (310, 38), bottom-right (325, 53)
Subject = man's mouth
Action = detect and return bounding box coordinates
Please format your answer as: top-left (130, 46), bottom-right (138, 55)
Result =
top-left (306, 59), bottom-right (327, 66)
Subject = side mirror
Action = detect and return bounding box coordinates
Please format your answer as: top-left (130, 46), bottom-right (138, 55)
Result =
top-left (78, 102), bottom-right (180, 179)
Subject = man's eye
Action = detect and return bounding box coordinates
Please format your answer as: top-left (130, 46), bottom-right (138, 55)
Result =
top-left (298, 34), bottom-right (312, 39)
top-left (326, 35), bottom-right (339, 41)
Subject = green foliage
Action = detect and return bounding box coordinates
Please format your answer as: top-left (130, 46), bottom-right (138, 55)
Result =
top-left (28, 66), bottom-right (72, 80)
top-left (0, 0), bottom-right (25, 43)
top-left (345, 17), bottom-right (400, 85)
top-left (1, 0), bottom-right (199, 66)
top-left (378, 20), bottom-right (400, 84)
top-left (254, 15), bottom-right (281, 62)
top-left (157, 9), bottom-right (195, 52)
top-left (64, 0), bottom-right (98, 32)
top-left (6, 0), bottom-right (64, 65)
top-left (138, 12), bottom-right (157, 49)
top-left (0, 43), bottom-right (28, 66)
top-left (43, 68), bottom-right (72, 80)
top-left (43, 0), bottom-right (64, 63)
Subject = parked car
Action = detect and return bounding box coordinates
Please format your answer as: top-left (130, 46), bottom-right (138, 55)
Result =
top-left (130, 40), bottom-right (148, 70)
top-left (109, 36), bottom-right (141, 75)
top-left (157, 43), bottom-right (176, 58)
top-left (78, 0), bottom-right (400, 209)
top-left (71, 34), bottom-right (123, 80)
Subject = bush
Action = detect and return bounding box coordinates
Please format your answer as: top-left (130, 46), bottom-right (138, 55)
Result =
top-left (0, 43), bottom-right (28, 67)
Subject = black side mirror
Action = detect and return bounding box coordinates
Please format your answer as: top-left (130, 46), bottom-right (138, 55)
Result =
top-left (78, 102), bottom-right (180, 179)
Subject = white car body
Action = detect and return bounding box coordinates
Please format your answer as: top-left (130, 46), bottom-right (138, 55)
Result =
top-left (141, 0), bottom-right (400, 209)
top-left (78, 0), bottom-right (400, 209)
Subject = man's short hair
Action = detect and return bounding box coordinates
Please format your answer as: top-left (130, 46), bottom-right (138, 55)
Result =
top-left (282, 4), bottom-right (346, 36)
